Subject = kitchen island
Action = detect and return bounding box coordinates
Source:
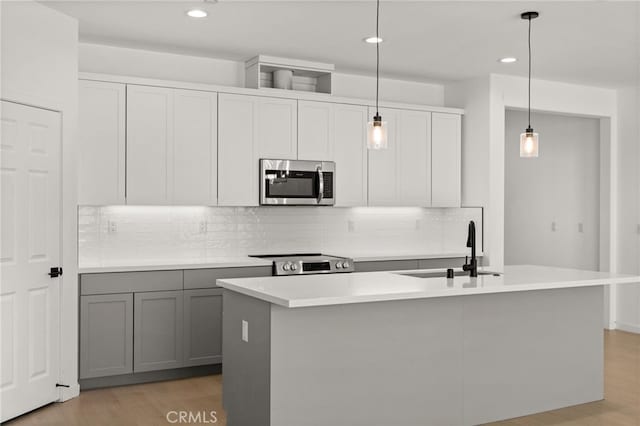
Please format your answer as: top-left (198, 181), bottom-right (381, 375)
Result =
top-left (219, 265), bottom-right (640, 426)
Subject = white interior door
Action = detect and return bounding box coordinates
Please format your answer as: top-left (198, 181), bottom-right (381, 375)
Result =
top-left (1, 101), bottom-right (61, 422)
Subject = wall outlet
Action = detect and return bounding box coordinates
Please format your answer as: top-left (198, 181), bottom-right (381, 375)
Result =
top-left (578, 222), bottom-right (584, 233)
top-left (108, 220), bottom-right (117, 234)
top-left (551, 222), bottom-right (557, 232)
top-left (199, 222), bottom-right (207, 233)
top-left (415, 219), bottom-right (421, 230)
top-left (242, 320), bottom-right (249, 342)
top-left (347, 220), bottom-right (355, 232)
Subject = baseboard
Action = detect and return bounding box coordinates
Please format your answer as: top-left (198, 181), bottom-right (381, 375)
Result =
top-left (79, 364), bottom-right (221, 390)
top-left (58, 382), bottom-right (80, 401)
top-left (615, 322), bottom-right (640, 334)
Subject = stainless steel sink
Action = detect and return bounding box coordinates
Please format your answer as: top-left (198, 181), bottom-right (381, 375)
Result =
top-left (398, 271), bottom-right (500, 279)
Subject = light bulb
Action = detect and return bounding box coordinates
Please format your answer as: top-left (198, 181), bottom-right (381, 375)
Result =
top-left (364, 36), bottom-right (383, 44)
top-left (373, 126), bottom-right (383, 142)
top-left (186, 9), bottom-right (208, 18)
top-left (520, 129), bottom-right (539, 158)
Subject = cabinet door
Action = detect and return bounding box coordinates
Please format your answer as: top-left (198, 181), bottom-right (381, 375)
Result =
top-left (368, 107), bottom-right (399, 205)
top-left (80, 294), bottom-right (133, 379)
top-left (133, 291), bottom-right (184, 372)
top-left (78, 80), bottom-right (126, 205)
top-left (431, 113), bottom-right (462, 207)
top-left (184, 288), bottom-right (223, 367)
top-left (173, 90), bottom-right (218, 205)
top-left (298, 100), bottom-right (333, 161)
top-left (256, 97), bottom-right (297, 160)
top-left (334, 104), bottom-right (368, 206)
top-left (398, 110), bottom-right (431, 206)
top-left (126, 85), bottom-right (172, 204)
top-left (218, 93), bottom-right (258, 206)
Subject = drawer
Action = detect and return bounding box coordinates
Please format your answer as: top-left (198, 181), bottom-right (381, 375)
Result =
top-left (184, 266), bottom-right (272, 290)
top-left (80, 270), bottom-right (183, 295)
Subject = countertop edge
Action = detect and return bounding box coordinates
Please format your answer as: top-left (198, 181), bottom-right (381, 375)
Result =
top-left (76, 253), bottom-right (479, 274)
top-left (78, 259), bottom-right (274, 274)
top-left (218, 272), bottom-right (640, 308)
top-left (342, 252), bottom-right (482, 262)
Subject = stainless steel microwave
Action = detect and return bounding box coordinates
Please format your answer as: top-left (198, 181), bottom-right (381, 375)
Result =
top-left (260, 159), bottom-right (335, 206)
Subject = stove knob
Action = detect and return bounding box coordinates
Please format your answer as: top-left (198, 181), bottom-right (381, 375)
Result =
top-left (342, 261), bottom-right (350, 269)
top-left (283, 263), bottom-right (291, 271)
top-left (336, 262), bottom-right (343, 269)
top-left (291, 264), bottom-right (298, 271)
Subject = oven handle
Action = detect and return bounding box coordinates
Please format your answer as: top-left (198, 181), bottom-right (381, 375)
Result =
top-left (317, 166), bottom-right (324, 204)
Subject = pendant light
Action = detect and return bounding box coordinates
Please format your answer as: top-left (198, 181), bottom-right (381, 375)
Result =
top-left (520, 11), bottom-right (540, 158)
top-left (367, 0), bottom-right (388, 150)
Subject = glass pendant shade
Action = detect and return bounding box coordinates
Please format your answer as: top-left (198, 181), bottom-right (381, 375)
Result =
top-left (367, 116), bottom-right (388, 150)
top-left (519, 128), bottom-right (539, 158)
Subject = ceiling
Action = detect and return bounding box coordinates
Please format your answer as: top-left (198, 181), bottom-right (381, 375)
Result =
top-left (46, 1), bottom-right (639, 88)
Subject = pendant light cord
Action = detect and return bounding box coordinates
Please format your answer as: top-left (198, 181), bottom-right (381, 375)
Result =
top-left (376, 0), bottom-right (380, 116)
top-left (528, 15), bottom-right (532, 129)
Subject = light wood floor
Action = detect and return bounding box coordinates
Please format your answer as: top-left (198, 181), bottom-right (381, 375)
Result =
top-left (6, 330), bottom-right (640, 426)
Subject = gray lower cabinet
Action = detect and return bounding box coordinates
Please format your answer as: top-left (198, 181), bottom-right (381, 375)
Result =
top-left (183, 288), bottom-right (223, 366)
top-left (79, 266), bottom-right (268, 385)
top-left (133, 290), bottom-right (184, 372)
top-left (80, 293), bottom-right (133, 379)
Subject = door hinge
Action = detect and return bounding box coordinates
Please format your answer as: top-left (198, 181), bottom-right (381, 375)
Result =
top-left (56, 383), bottom-right (70, 388)
top-left (48, 267), bottom-right (63, 278)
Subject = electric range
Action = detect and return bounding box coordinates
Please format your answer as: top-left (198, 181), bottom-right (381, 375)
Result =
top-left (250, 253), bottom-right (355, 276)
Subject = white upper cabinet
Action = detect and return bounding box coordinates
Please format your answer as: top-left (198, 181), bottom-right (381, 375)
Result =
top-left (127, 85), bottom-right (172, 204)
top-left (333, 104), bottom-right (368, 207)
top-left (172, 91), bottom-right (218, 205)
top-left (79, 75), bottom-right (460, 208)
top-left (431, 112), bottom-right (461, 207)
top-left (218, 93), bottom-right (258, 206)
top-left (298, 101), bottom-right (368, 206)
top-left (368, 108), bottom-right (399, 206)
top-left (398, 110), bottom-right (431, 206)
top-left (78, 80), bottom-right (126, 205)
top-left (256, 97), bottom-right (298, 160)
top-left (218, 93), bottom-right (297, 206)
top-left (298, 100), bottom-right (333, 161)
top-left (368, 108), bottom-right (431, 206)
top-left (126, 85), bottom-right (217, 205)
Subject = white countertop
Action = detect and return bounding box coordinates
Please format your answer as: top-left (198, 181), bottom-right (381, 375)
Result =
top-left (218, 265), bottom-right (640, 308)
top-left (78, 257), bottom-right (273, 274)
top-left (77, 252), bottom-right (473, 274)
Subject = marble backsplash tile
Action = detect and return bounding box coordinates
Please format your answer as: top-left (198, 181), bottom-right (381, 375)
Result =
top-left (78, 206), bottom-right (483, 265)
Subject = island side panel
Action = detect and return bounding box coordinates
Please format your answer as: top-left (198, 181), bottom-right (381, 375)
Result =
top-left (222, 290), bottom-right (271, 426)
top-left (269, 297), bottom-right (465, 426)
top-left (462, 285), bottom-right (604, 424)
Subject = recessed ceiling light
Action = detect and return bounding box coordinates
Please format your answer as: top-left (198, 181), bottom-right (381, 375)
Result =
top-left (499, 57), bottom-right (517, 63)
top-left (186, 9), bottom-right (208, 18)
top-left (364, 36), bottom-right (383, 44)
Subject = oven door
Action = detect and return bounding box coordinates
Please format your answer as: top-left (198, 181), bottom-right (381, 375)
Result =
top-left (260, 159), bottom-right (335, 206)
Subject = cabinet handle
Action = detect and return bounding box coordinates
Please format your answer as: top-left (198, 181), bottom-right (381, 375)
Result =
top-left (317, 166), bottom-right (324, 204)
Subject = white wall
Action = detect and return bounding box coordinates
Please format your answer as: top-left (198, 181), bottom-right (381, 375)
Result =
top-left (78, 207), bottom-right (483, 268)
top-left (1, 1), bottom-right (79, 399)
top-left (445, 74), bottom-right (619, 327)
top-left (78, 42), bottom-right (445, 106)
top-left (444, 76), bottom-right (490, 208)
top-left (504, 110), bottom-right (600, 270)
top-left (615, 86), bottom-right (640, 333)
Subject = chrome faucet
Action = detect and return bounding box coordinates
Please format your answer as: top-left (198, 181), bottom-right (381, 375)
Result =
top-left (462, 220), bottom-right (478, 277)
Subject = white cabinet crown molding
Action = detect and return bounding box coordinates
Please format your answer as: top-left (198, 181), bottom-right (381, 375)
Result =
top-left (78, 72), bottom-right (464, 115)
